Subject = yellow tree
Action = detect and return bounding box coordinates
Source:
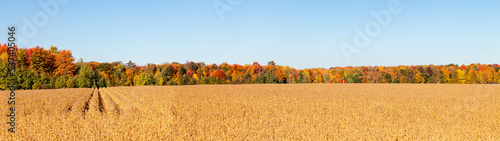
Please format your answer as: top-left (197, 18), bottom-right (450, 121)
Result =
top-left (173, 71), bottom-right (182, 85)
top-left (0, 52), bottom-right (7, 61)
top-left (303, 70), bottom-right (312, 83)
top-left (246, 66), bottom-right (256, 82)
top-left (310, 69), bottom-right (321, 83)
top-left (468, 69), bottom-right (479, 84)
top-left (440, 67), bottom-right (450, 83)
top-left (495, 70), bottom-right (500, 83)
top-left (231, 71), bottom-right (238, 83)
top-left (199, 66), bottom-right (208, 78)
top-left (124, 69), bottom-right (134, 86)
top-left (154, 70), bottom-right (164, 85)
top-left (456, 69), bottom-right (466, 84)
top-left (477, 71), bottom-right (484, 84)
top-left (414, 73), bottom-right (425, 83)
top-left (192, 73), bottom-right (199, 84)
top-left (313, 75), bottom-right (323, 83)
top-left (328, 71), bottom-right (336, 83)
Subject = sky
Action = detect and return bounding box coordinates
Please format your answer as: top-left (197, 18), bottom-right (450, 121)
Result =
top-left (1, 0), bottom-right (499, 69)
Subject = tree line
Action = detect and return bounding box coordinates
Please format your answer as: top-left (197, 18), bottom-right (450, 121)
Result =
top-left (1, 45), bottom-right (500, 90)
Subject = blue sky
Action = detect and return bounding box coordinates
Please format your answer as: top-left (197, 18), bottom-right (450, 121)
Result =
top-left (1, 0), bottom-right (499, 69)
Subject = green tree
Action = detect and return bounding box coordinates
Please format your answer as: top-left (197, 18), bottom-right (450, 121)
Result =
top-left (0, 59), bottom-right (9, 90)
top-left (383, 72), bottom-right (392, 83)
top-left (66, 76), bottom-right (76, 88)
top-left (126, 60), bottom-right (136, 69)
top-left (346, 69), bottom-right (362, 83)
top-left (296, 71), bottom-right (304, 83)
top-left (32, 71), bottom-right (49, 89)
top-left (15, 66), bottom-right (28, 89)
top-left (98, 77), bottom-right (107, 88)
top-left (77, 63), bottom-right (94, 88)
top-left (110, 73), bottom-right (121, 86)
top-left (19, 68), bottom-right (36, 89)
top-left (164, 65), bottom-right (174, 81)
top-left (49, 46), bottom-right (59, 54)
top-left (55, 76), bottom-right (67, 89)
top-left (180, 74), bottom-right (189, 85)
top-left (179, 66), bottom-right (187, 76)
top-left (133, 71), bottom-right (154, 86)
top-left (268, 61), bottom-right (276, 66)
top-left (264, 71), bottom-right (277, 84)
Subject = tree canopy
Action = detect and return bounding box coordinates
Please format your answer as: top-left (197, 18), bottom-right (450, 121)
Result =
top-left (1, 44), bottom-right (499, 90)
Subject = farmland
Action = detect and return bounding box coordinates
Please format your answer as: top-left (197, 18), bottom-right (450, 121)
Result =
top-left (1, 84), bottom-right (499, 140)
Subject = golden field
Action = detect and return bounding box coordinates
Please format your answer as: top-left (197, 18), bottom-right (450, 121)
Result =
top-left (1, 84), bottom-right (499, 140)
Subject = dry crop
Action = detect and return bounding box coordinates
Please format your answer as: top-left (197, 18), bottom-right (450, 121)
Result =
top-left (1, 84), bottom-right (499, 140)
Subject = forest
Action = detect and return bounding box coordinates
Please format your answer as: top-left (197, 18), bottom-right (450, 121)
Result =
top-left (1, 45), bottom-right (500, 90)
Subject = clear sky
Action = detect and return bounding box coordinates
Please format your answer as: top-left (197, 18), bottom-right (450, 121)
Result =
top-left (1, 0), bottom-right (499, 69)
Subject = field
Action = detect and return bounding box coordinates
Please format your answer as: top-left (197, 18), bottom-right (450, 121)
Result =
top-left (1, 84), bottom-right (499, 140)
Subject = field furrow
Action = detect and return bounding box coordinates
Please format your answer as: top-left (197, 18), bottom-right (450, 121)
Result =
top-left (99, 88), bottom-right (120, 116)
top-left (97, 90), bottom-right (105, 113)
top-left (59, 89), bottom-right (88, 114)
top-left (86, 89), bottom-right (102, 117)
top-left (101, 88), bottom-right (139, 115)
top-left (69, 88), bottom-right (94, 117)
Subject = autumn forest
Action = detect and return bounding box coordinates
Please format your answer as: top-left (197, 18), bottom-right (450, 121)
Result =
top-left (1, 44), bottom-right (500, 90)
